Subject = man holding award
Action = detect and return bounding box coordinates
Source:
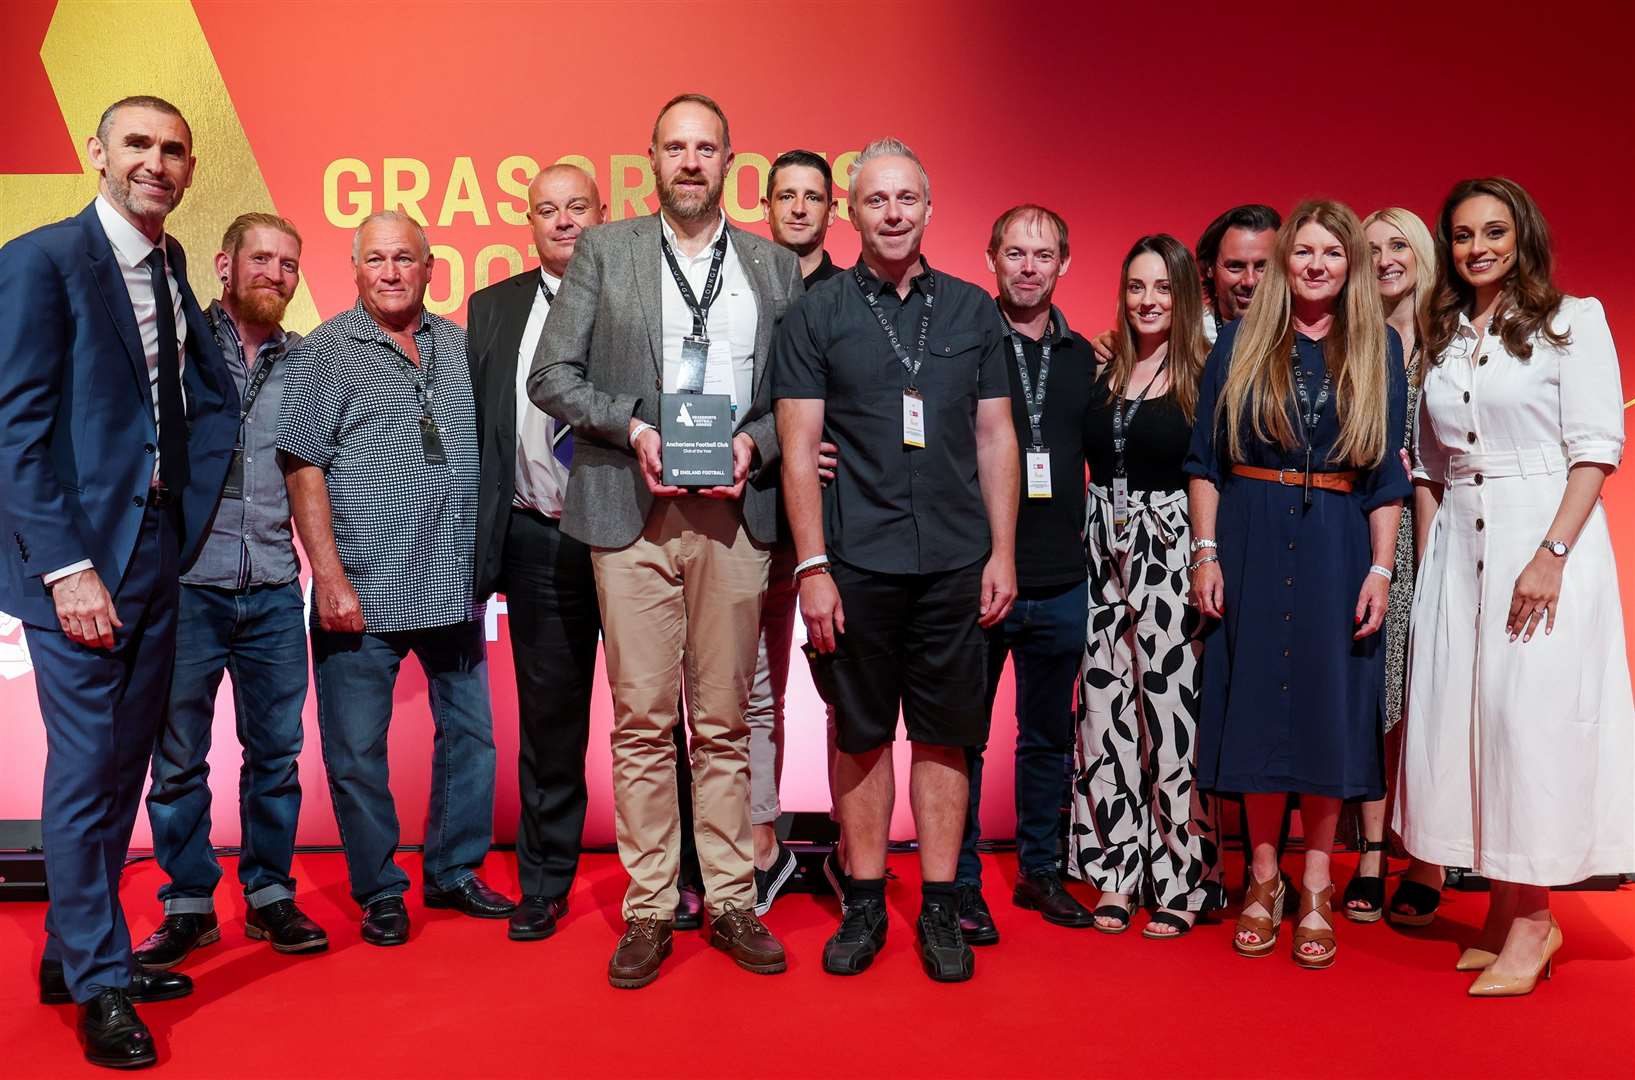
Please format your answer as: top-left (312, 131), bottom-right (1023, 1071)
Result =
top-left (529, 93), bottom-right (801, 990)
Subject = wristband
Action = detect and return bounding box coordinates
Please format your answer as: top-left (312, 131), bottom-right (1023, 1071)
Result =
top-left (1368, 564), bottom-right (1393, 582)
top-left (1189, 538), bottom-right (1217, 553)
top-left (1187, 554), bottom-right (1219, 572)
top-left (629, 421), bottom-right (654, 449)
top-left (793, 554), bottom-right (830, 577)
top-left (795, 564), bottom-right (832, 582)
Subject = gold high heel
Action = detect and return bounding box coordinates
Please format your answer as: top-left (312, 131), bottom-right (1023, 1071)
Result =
top-left (1467, 919), bottom-right (1562, 997)
top-left (1455, 947), bottom-right (1499, 972)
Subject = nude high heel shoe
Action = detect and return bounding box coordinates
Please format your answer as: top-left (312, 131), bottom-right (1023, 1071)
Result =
top-left (1454, 947), bottom-right (1499, 972)
top-left (1467, 919), bottom-right (1562, 997)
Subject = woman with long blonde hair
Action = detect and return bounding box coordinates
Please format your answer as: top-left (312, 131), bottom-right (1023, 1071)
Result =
top-left (1183, 200), bottom-right (1410, 969)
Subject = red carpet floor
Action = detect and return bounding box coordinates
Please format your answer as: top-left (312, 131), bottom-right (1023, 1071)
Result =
top-left (2, 851), bottom-right (1632, 1078)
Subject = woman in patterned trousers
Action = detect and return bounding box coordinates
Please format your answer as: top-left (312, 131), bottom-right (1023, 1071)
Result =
top-left (1069, 235), bottom-right (1224, 938)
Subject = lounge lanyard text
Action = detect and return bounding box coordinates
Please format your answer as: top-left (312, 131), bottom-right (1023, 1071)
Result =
top-left (1110, 358), bottom-right (1167, 528)
top-left (662, 231), bottom-right (728, 394)
top-left (854, 266), bottom-right (936, 448)
top-left (1289, 336), bottom-right (1332, 505)
top-left (1011, 326), bottom-right (1053, 498)
top-left (209, 307), bottom-right (279, 501)
top-left (388, 329), bottom-right (444, 465)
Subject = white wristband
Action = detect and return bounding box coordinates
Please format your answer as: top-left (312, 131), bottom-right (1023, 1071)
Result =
top-left (1190, 538), bottom-right (1217, 553)
top-left (793, 554), bottom-right (830, 577)
top-left (629, 421), bottom-right (654, 449)
top-left (1368, 564), bottom-right (1393, 582)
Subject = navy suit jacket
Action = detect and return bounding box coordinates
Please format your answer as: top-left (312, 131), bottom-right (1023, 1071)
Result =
top-left (0, 201), bottom-right (240, 628)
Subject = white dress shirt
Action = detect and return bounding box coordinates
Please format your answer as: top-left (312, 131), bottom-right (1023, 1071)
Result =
top-left (47, 198), bottom-right (189, 586)
top-left (658, 212), bottom-right (758, 426)
top-left (513, 269), bottom-right (569, 517)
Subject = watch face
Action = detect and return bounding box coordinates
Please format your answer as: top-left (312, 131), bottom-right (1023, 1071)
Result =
top-left (1544, 541), bottom-right (1568, 556)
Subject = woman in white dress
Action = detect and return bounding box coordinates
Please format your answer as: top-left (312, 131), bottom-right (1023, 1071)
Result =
top-left (1397, 176), bottom-right (1635, 997)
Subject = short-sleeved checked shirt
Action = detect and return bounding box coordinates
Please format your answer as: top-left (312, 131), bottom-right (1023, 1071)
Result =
top-left (277, 301), bottom-right (483, 632)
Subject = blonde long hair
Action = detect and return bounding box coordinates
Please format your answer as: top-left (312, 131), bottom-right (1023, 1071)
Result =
top-left (1362, 206), bottom-right (1436, 381)
top-left (1217, 200), bottom-right (1390, 468)
top-left (1107, 234), bottom-right (1207, 423)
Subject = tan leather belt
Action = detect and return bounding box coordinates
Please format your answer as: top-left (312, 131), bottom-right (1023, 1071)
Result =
top-left (1230, 464), bottom-right (1361, 493)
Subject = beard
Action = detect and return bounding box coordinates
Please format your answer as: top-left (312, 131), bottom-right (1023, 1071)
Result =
top-left (105, 170), bottom-right (181, 220)
top-left (657, 170), bottom-right (723, 222)
top-left (231, 281), bottom-right (291, 328)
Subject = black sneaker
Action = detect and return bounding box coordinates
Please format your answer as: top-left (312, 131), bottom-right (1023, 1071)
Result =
top-left (822, 897), bottom-right (888, 975)
top-left (754, 841), bottom-right (799, 917)
top-left (822, 848), bottom-right (852, 914)
top-left (957, 884), bottom-right (1001, 946)
top-left (917, 898), bottom-right (974, 983)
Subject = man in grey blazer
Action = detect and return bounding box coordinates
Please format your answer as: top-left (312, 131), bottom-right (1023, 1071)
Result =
top-left (530, 93), bottom-right (801, 990)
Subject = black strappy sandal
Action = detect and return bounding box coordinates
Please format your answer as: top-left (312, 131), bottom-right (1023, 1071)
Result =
top-left (1341, 840), bottom-right (1388, 924)
top-left (1092, 896), bottom-right (1134, 935)
top-left (1142, 910), bottom-right (1196, 940)
top-left (1386, 878), bottom-right (1442, 927)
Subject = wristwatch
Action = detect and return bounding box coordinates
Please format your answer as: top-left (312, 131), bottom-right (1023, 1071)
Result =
top-left (1539, 539), bottom-right (1570, 557)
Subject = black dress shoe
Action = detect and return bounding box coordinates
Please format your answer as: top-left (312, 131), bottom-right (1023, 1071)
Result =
top-left (361, 896), bottom-right (410, 946)
top-left (1013, 870), bottom-right (1095, 928)
top-left (673, 883), bottom-right (704, 931)
top-left (508, 895), bottom-right (569, 942)
top-left (957, 885), bottom-right (1001, 946)
top-left (132, 912), bottom-right (219, 970)
top-left (822, 897), bottom-right (888, 976)
top-left (246, 899), bottom-right (329, 953)
top-left (423, 876), bottom-right (517, 919)
top-left (40, 961), bottom-right (192, 1007)
top-left (917, 898), bottom-right (975, 983)
top-left (78, 989), bottom-right (156, 1069)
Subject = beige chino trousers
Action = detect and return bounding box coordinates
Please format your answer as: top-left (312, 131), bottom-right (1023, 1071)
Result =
top-left (591, 497), bottom-right (770, 921)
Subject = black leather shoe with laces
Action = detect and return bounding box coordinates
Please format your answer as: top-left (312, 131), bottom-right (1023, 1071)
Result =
top-left (246, 899), bottom-right (329, 953)
top-left (1013, 870), bottom-right (1094, 928)
top-left (957, 885), bottom-right (1000, 945)
top-left (822, 897), bottom-right (888, 975)
top-left (132, 912), bottom-right (219, 970)
top-left (361, 896), bottom-right (410, 946)
top-left (40, 961), bottom-right (191, 1007)
top-left (77, 989), bottom-right (156, 1069)
top-left (917, 898), bottom-right (975, 983)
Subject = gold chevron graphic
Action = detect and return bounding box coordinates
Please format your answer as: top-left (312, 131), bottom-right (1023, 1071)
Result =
top-left (0, 0), bottom-right (321, 333)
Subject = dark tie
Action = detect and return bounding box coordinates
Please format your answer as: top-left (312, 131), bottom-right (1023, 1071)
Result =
top-left (144, 248), bottom-right (188, 491)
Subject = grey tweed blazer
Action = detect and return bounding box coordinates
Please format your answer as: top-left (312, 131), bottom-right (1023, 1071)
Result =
top-left (527, 214), bottom-right (802, 549)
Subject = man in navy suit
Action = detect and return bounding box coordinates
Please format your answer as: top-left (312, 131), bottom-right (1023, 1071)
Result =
top-left (0, 95), bottom-right (238, 1070)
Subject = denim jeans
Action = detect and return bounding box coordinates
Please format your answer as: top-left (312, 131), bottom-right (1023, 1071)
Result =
top-left (146, 580), bottom-right (308, 913)
top-left (312, 620), bottom-right (495, 907)
top-left (958, 580), bottom-right (1088, 885)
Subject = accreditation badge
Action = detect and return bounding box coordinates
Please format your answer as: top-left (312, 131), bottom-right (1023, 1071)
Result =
top-left (677, 335), bottom-right (710, 394)
top-left (222, 447), bottom-right (246, 500)
top-left (1112, 476), bottom-right (1130, 529)
top-left (902, 390), bottom-right (926, 448)
top-left (420, 416), bottom-right (448, 465)
top-left (1025, 449), bottom-right (1052, 499)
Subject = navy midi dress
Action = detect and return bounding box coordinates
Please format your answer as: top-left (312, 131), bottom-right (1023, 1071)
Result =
top-left (1184, 321), bottom-right (1410, 799)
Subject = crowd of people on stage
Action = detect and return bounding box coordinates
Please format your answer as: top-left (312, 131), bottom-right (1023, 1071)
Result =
top-left (2, 90), bottom-right (1632, 1068)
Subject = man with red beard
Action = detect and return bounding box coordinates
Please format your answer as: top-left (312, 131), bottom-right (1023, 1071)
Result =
top-left (134, 213), bottom-right (328, 970)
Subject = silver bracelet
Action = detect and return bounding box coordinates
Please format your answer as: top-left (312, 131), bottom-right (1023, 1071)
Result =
top-left (1187, 554), bottom-right (1219, 572)
top-left (792, 554), bottom-right (830, 578)
top-left (1189, 537), bottom-right (1218, 553)
top-left (1368, 564), bottom-right (1393, 582)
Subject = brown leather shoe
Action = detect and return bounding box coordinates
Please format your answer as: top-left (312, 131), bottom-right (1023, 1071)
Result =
top-left (608, 917), bottom-right (673, 989)
top-left (707, 903), bottom-right (787, 974)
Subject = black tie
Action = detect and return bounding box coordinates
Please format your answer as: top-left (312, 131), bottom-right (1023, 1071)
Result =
top-left (144, 247), bottom-right (188, 491)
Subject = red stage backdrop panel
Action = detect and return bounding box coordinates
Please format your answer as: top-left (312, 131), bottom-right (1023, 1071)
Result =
top-left (2, 0), bottom-right (1633, 849)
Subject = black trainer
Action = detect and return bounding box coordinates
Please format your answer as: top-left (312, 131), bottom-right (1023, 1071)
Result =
top-left (957, 884), bottom-right (1001, 945)
top-left (822, 897), bottom-right (888, 976)
top-left (917, 898), bottom-right (974, 983)
top-left (753, 841), bottom-right (798, 917)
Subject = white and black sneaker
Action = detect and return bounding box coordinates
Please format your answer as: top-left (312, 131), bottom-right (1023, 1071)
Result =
top-left (754, 841), bottom-right (799, 916)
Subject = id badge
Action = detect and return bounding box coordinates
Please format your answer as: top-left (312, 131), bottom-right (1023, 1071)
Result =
top-left (1112, 476), bottom-right (1130, 529)
top-left (902, 390), bottom-right (926, 448)
top-left (420, 416), bottom-right (448, 465)
top-left (222, 447), bottom-right (245, 500)
top-left (1025, 449), bottom-right (1052, 499)
top-left (677, 335), bottom-right (710, 394)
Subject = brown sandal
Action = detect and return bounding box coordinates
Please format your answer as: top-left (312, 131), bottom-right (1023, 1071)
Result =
top-left (1233, 873), bottom-right (1285, 958)
top-left (1293, 885), bottom-right (1338, 969)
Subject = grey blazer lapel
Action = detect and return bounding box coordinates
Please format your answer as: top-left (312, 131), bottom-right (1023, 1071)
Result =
top-left (729, 226), bottom-right (781, 396)
top-left (628, 216), bottom-right (663, 378)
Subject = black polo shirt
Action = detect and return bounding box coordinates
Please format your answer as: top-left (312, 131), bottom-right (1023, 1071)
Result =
top-left (803, 250), bottom-right (844, 289)
top-left (773, 258), bottom-right (1010, 576)
top-left (999, 305), bottom-right (1097, 589)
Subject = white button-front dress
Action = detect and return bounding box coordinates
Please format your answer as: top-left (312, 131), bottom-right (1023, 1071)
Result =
top-left (1395, 296), bottom-right (1635, 885)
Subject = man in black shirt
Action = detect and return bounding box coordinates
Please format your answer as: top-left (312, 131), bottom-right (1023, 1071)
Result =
top-left (955, 206), bottom-right (1098, 943)
top-left (774, 138), bottom-right (1017, 983)
top-left (762, 149), bottom-right (844, 288)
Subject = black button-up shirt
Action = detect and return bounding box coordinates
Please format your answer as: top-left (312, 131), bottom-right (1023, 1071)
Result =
top-left (773, 259), bottom-right (1010, 575)
top-left (802, 250), bottom-right (844, 289)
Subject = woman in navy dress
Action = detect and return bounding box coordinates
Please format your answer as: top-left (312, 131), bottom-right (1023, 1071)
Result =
top-left (1184, 200), bottom-right (1409, 969)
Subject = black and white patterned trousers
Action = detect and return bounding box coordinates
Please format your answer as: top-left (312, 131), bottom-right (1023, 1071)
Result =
top-left (1069, 485), bottom-right (1224, 912)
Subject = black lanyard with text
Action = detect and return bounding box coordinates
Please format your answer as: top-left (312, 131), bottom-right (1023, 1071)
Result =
top-left (1009, 323), bottom-right (1053, 450)
top-left (208, 306), bottom-right (279, 426)
top-left (537, 276), bottom-right (555, 304)
top-left (1111, 359), bottom-right (1168, 478)
top-left (855, 266), bottom-right (936, 389)
top-left (387, 326), bottom-right (445, 465)
top-left (661, 231), bottom-right (728, 338)
top-left (1289, 336), bottom-right (1332, 505)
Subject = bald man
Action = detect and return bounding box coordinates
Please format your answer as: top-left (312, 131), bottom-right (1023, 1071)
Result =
top-left (469, 164), bottom-right (607, 942)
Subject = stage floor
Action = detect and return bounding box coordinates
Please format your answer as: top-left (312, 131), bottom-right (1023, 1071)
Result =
top-left (2, 851), bottom-right (1632, 1078)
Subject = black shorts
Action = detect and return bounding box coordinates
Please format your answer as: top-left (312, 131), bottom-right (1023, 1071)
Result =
top-left (807, 558), bottom-right (991, 754)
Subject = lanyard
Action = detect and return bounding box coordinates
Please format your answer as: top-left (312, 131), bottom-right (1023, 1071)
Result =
top-left (1111, 358), bottom-right (1168, 477)
top-left (855, 265), bottom-right (937, 389)
top-left (537, 276), bottom-right (555, 304)
top-left (386, 324), bottom-right (438, 421)
top-left (208, 306), bottom-right (280, 423)
top-left (1008, 322), bottom-right (1054, 450)
top-left (1289, 336), bottom-right (1332, 504)
top-left (661, 229), bottom-right (728, 338)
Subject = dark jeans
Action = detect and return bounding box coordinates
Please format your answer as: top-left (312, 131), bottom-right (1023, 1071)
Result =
top-left (146, 580), bottom-right (308, 913)
top-left (501, 510), bottom-right (600, 900)
top-left (312, 619), bottom-right (495, 908)
top-left (34, 505), bottom-right (178, 1001)
top-left (958, 580), bottom-right (1088, 885)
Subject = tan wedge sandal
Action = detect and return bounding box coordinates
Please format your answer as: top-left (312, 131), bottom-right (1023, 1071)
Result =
top-left (1233, 873), bottom-right (1285, 958)
top-left (1292, 885), bottom-right (1339, 970)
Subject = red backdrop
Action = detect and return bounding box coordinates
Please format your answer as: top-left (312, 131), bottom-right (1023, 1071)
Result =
top-left (3, 0), bottom-right (1634, 849)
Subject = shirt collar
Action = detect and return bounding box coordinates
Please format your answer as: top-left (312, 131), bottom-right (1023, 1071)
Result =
top-left (996, 299), bottom-right (1070, 345)
top-left (95, 193), bottom-right (163, 269)
top-left (342, 298), bottom-right (432, 342)
top-left (853, 256), bottom-right (935, 298)
top-left (658, 210), bottom-right (728, 256)
top-left (539, 267), bottom-right (563, 297)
